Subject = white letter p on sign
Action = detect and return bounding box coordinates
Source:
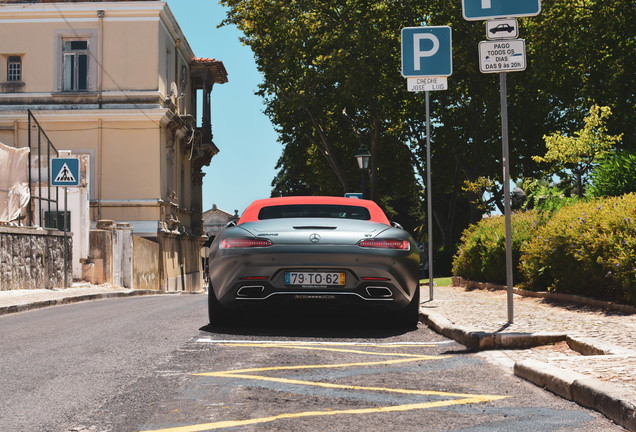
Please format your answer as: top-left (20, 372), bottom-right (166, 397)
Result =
top-left (413, 33), bottom-right (439, 71)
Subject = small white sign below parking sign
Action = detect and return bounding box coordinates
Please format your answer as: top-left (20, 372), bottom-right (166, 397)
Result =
top-left (479, 39), bottom-right (526, 73)
top-left (407, 77), bottom-right (448, 92)
top-left (486, 19), bottom-right (519, 40)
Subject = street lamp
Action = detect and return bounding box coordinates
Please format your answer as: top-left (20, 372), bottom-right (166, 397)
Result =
top-left (354, 145), bottom-right (371, 198)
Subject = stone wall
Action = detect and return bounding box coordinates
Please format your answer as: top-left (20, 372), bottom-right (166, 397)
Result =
top-left (133, 235), bottom-right (160, 290)
top-left (0, 226), bottom-right (71, 290)
top-left (159, 233), bottom-right (204, 292)
top-left (81, 221), bottom-right (160, 290)
top-left (83, 220), bottom-right (133, 288)
top-left (83, 228), bottom-right (113, 286)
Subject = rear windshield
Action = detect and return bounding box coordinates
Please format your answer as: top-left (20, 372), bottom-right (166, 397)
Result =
top-left (258, 204), bottom-right (371, 221)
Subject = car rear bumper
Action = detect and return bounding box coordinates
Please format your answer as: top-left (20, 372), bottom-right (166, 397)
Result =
top-left (209, 246), bottom-right (420, 310)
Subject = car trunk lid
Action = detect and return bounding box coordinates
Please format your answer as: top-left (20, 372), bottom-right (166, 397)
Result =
top-left (238, 218), bottom-right (390, 245)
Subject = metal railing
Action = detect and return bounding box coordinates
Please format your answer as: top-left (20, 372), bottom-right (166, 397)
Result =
top-left (27, 110), bottom-right (61, 228)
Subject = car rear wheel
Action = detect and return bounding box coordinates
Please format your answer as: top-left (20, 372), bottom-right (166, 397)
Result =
top-left (395, 284), bottom-right (420, 328)
top-left (208, 289), bottom-right (234, 327)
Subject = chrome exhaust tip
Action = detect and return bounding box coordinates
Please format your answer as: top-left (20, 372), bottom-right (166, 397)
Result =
top-left (365, 286), bottom-right (393, 298)
top-left (237, 286), bottom-right (265, 298)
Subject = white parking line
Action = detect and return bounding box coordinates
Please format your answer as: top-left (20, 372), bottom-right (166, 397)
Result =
top-left (195, 338), bottom-right (455, 346)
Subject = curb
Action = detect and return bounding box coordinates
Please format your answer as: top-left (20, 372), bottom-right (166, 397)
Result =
top-left (0, 290), bottom-right (202, 316)
top-left (515, 360), bottom-right (636, 431)
top-left (420, 311), bottom-right (566, 351)
top-left (420, 311), bottom-right (636, 432)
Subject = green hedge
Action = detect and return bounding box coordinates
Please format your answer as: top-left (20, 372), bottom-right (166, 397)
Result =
top-left (520, 194), bottom-right (636, 302)
top-left (452, 194), bottom-right (636, 304)
top-left (452, 210), bottom-right (542, 285)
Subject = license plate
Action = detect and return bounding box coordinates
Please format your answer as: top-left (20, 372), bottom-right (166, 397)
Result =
top-left (285, 272), bottom-right (345, 287)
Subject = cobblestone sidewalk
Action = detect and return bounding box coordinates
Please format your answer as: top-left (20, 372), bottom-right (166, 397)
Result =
top-left (421, 284), bottom-right (636, 410)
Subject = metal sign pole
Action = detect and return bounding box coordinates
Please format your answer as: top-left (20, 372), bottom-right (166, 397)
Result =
top-left (464, 0), bottom-right (541, 324)
top-left (401, 26), bottom-right (452, 301)
top-left (499, 72), bottom-right (514, 323)
top-left (426, 90), bottom-right (434, 300)
top-left (63, 186), bottom-right (68, 289)
top-left (51, 152), bottom-right (80, 290)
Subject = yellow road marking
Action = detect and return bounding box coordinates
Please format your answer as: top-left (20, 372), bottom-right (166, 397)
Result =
top-left (140, 342), bottom-right (507, 432)
top-left (197, 354), bottom-right (447, 375)
top-left (206, 371), bottom-right (489, 399)
top-left (140, 397), bottom-right (506, 432)
top-left (220, 342), bottom-right (436, 357)
top-left (195, 342), bottom-right (448, 375)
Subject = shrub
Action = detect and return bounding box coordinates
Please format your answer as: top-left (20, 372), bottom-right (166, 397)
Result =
top-left (519, 194), bottom-right (636, 303)
top-left (452, 210), bottom-right (542, 285)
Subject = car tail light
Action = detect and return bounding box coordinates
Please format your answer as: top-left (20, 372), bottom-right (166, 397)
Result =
top-left (357, 239), bottom-right (410, 250)
top-left (220, 238), bottom-right (273, 248)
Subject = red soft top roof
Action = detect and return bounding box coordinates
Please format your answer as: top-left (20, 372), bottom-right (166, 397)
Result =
top-left (238, 196), bottom-right (390, 225)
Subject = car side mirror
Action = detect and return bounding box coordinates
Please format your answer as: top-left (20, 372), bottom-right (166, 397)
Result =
top-left (391, 221), bottom-right (403, 229)
top-left (225, 221), bottom-right (237, 228)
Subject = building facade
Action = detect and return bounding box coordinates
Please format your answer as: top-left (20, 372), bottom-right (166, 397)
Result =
top-left (202, 204), bottom-right (239, 243)
top-left (0, 0), bottom-right (227, 291)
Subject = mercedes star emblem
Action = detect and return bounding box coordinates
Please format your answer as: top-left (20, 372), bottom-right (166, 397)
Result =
top-left (309, 233), bottom-right (321, 243)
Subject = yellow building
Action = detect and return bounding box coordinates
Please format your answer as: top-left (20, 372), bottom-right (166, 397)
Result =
top-left (0, 0), bottom-right (227, 291)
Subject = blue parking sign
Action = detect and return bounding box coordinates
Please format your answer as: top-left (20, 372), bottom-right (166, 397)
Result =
top-left (51, 158), bottom-right (80, 186)
top-left (401, 26), bottom-right (452, 78)
top-left (462, 0), bottom-right (541, 21)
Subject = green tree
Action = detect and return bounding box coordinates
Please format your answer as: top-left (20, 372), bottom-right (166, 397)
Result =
top-left (523, 0), bottom-right (635, 150)
top-left (219, 0), bottom-right (635, 258)
top-left (533, 105), bottom-right (623, 197)
top-left (220, 0), bottom-right (435, 234)
top-left (589, 150), bottom-right (636, 197)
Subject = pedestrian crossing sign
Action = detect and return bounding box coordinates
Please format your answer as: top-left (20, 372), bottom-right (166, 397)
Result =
top-left (51, 157), bottom-right (80, 186)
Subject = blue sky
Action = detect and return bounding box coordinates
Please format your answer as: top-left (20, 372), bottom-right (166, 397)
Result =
top-left (166, 0), bottom-right (280, 216)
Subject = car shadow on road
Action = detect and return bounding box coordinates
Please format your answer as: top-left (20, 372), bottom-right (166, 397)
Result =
top-left (199, 305), bottom-right (417, 339)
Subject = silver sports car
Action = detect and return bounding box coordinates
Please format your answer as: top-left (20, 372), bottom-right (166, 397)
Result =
top-left (207, 196), bottom-right (421, 327)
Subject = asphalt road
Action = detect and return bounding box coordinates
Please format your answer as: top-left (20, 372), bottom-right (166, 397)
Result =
top-left (0, 295), bottom-right (623, 432)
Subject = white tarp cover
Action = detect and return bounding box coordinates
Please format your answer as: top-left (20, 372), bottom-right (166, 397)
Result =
top-left (0, 141), bottom-right (30, 222)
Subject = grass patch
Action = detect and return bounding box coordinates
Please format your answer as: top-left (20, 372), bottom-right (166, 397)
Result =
top-left (420, 277), bottom-right (453, 287)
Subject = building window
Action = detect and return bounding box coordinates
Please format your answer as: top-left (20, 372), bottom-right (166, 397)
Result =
top-left (7, 56), bottom-right (21, 81)
top-left (63, 40), bottom-right (88, 91)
